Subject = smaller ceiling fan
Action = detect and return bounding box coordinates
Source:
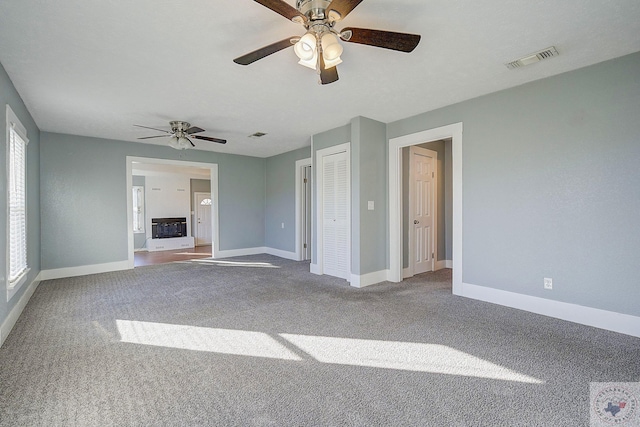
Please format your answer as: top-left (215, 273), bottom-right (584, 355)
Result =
top-left (134, 121), bottom-right (227, 150)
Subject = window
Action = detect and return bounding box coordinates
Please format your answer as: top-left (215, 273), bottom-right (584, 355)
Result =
top-left (132, 186), bottom-right (145, 233)
top-left (6, 105), bottom-right (29, 290)
top-left (200, 198), bottom-right (212, 206)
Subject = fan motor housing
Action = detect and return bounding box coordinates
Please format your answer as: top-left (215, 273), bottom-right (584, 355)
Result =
top-left (296, 0), bottom-right (331, 20)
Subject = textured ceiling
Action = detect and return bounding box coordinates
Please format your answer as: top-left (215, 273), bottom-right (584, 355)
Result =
top-left (1, 0), bottom-right (639, 157)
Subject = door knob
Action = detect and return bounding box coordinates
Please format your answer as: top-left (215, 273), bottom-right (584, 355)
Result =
top-left (414, 220), bottom-right (419, 224)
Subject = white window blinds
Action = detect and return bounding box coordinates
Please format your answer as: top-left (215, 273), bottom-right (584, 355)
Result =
top-left (8, 125), bottom-right (28, 284)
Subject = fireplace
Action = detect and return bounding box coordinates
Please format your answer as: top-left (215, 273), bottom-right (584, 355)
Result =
top-left (152, 217), bottom-right (188, 239)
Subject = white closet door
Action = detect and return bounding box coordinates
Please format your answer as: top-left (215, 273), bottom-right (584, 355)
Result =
top-left (322, 151), bottom-right (349, 280)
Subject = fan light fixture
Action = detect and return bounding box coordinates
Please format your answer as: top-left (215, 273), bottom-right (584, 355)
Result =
top-left (294, 31), bottom-right (342, 71)
top-left (168, 135), bottom-right (191, 150)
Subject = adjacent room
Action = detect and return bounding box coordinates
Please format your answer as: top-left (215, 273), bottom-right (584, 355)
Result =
top-left (1, 1), bottom-right (639, 425)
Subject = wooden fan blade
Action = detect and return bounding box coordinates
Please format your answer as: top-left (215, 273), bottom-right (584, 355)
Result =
top-left (137, 135), bottom-right (170, 140)
top-left (234, 38), bottom-right (296, 65)
top-left (319, 56), bottom-right (339, 85)
top-left (133, 124), bottom-right (171, 133)
top-left (342, 27), bottom-right (421, 52)
top-left (186, 126), bottom-right (205, 134)
top-left (253, 0), bottom-right (307, 23)
top-left (326, 0), bottom-right (364, 21)
top-left (194, 135), bottom-right (227, 145)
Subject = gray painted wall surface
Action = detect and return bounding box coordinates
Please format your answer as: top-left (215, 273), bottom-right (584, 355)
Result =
top-left (351, 117), bottom-right (387, 276)
top-left (0, 61), bottom-right (41, 326)
top-left (40, 133), bottom-right (266, 269)
top-left (265, 146), bottom-right (311, 253)
top-left (402, 140), bottom-right (451, 267)
top-left (311, 124), bottom-right (351, 265)
top-left (388, 52), bottom-right (640, 316)
top-left (132, 175), bottom-right (147, 250)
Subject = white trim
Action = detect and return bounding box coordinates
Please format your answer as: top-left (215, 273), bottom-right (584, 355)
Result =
top-left (462, 282), bottom-right (640, 338)
top-left (350, 270), bottom-right (389, 288)
top-left (127, 157), bottom-right (219, 268)
top-left (315, 142), bottom-right (351, 280)
top-left (295, 158), bottom-right (312, 261)
top-left (5, 105), bottom-right (28, 142)
top-left (446, 260), bottom-right (453, 269)
top-left (214, 247), bottom-right (266, 259)
top-left (403, 267), bottom-right (412, 279)
top-left (264, 247), bottom-right (298, 261)
top-left (40, 260), bottom-right (131, 280)
top-left (310, 263), bottom-right (321, 275)
top-left (0, 272), bottom-right (40, 348)
top-left (434, 260), bottom-right (448, 271)
top-left (388, 123), bottom-right (463, 296)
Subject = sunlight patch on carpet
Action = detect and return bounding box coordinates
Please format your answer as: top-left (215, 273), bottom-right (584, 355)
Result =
top-left (180, 259), bottom-right (280, 268)
top-left (116, 320), bottom-right (300, 360)
top-left (280, 334), bottom-right (544, 384)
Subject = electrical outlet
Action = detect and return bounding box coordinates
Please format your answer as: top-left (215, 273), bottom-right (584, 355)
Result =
top-left (544, 278), bottom-right (553, 290)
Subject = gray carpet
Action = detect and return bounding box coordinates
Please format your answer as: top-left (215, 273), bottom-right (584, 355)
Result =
top-left (0, 255), bottom-right (638, 426)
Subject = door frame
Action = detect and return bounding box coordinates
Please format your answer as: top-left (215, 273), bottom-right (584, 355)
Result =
top-left (388, 123), bottom-right (462, 295)
top-left (314, 142), bottom-right (351, 280)
top-left (126, 157), bottom-right (219, 268)
top-left (193, 191), bottom-right (212, 246)
top-left (295, 158), bottom-right (312, 261)
top-left (408, 146), bottom-right (438, 276)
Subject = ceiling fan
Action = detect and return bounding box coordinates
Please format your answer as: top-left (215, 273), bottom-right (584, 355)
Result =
top-left (233, 0), bottom-right (421, 85)
top-left (134, 121), bottom-right (227, 150)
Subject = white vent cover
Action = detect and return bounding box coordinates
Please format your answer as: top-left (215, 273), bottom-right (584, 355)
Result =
top-left (506, 46), bottom-right (559, 69)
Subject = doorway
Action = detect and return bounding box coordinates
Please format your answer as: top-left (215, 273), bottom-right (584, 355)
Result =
top-left (194, 192), bottom-right (212, 246)
top-left (408, 146), bottom-right (437, 276)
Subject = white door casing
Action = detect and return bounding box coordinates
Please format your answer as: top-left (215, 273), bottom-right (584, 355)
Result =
top-left (316, 143), bottom-right (350, 281)
top-left (409, 147), bottom-right (437, 275)
top-left (195, 192), bottom-right (212, 246)
top-left (295, 158), bottom-right (312, 261)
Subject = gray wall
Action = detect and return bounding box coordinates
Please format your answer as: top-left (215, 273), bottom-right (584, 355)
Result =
top-left (388, 52), bottom-right (640, 316)
top-left (132, 175), bottom-right (147, 250)
top-left (40, 133), bottom-right (266, 269)
top-left (265, 146), bottom-right (311, 253)
top-left (0, 61), bottom-right (41, 326)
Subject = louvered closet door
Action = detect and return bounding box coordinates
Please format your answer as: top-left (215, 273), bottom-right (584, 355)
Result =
top-left (322, 151), bottom-right (349, 280)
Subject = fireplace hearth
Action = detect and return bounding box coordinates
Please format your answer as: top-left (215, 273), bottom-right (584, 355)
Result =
top-left (152, 217), bottom-right (187, 239)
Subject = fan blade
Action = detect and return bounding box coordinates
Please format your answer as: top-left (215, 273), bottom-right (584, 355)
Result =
top-left (186, 137), bottom-right (196, 147)
top-left (137, 135), bottom-right (170, 140)
top-left (341, 27), bottom-right (421, 52)
top-left (194, 135), bottom-right (227, 145)
top-left (326, 0), bottom-right (364, 21)
top-left (234, 38), bottom-right (296, 65)
top-left (319, 56), bottom-right (339, 85)
top-left (253, 0), bottom-right (307, 23)
top-left (186, 126), bottom-right (205, 134)
top-left (133, 124), bottom-right (171, 133)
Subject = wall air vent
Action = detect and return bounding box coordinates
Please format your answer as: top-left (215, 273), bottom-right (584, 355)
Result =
top-left (506, 46), bottom-right (559, 70)
top-left (249, 132), bottom-right (268, 138)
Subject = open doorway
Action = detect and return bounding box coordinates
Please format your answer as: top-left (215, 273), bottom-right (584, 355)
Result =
top-left (388, 123), bottom-right (463, 295)
top-left (126, 157), bottom-right (219, 268)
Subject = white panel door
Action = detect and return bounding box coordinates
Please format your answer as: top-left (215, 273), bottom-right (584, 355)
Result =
top-left (195, 192), bottom-right (212, 246)
top-left (410, 147), bottom-right (436, 274)
top-left (322, 151), bottom-right (349, 280)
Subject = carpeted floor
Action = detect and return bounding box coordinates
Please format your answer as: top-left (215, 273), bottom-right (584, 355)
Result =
top-left (0, 255), bottom-right (638, 426)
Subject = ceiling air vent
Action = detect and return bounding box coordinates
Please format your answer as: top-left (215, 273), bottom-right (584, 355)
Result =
top-left (506, 46), bottom-right (559, 70)
top-left (249, 132), bottom-right (268, 138)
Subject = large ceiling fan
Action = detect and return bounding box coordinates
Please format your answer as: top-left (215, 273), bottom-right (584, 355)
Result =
top-left (134, 121), bottom-right (227, 150)
top-left (234, 0), bottom-right (421, 84)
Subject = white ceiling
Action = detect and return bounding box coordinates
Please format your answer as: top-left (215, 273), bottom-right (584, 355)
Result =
top-left (1, 1), bottom-right (639, 158)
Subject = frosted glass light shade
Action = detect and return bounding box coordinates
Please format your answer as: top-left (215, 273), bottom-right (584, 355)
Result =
top-left (321, 33), bottom-right (343, 61)
top-left (294, 33), bottom-right (317, 60)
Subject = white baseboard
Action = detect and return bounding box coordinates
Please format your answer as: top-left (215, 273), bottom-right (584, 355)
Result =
top-left (403, 267), bottom-right (412, 278)
top-left (264, 247), bottom-right (298, 261)
top-left (445, 260), bottom-right (453, 269)
top-left (462, 282), bottom-right (640, 338)
top-left (403, 260), bottom-right (452, 278)
top-left (1, 273), bottom-right (40, 348)
top-left (351, 270), bottom-right (389, 288)
top-left (40, 260), bottom-right (132, 281)
top-left (310, 263), bottom-right (321, 275)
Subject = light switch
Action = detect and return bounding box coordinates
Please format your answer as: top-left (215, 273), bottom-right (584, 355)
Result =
top-left (368, 201), bottom-right (374, 210)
